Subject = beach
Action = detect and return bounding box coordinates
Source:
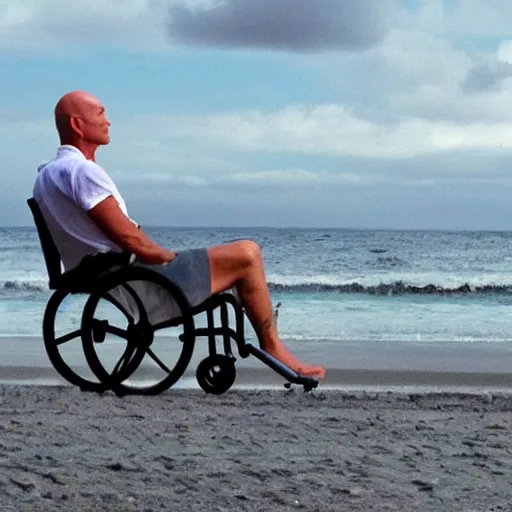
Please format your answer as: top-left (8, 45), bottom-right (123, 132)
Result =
top-left (0, 386), bottom-right (511, 512)
top-left (0, 337), bottom-right (511, 512)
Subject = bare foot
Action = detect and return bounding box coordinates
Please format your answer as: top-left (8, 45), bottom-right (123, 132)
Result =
top-left (295, 363), bottom-right (326, 380)
top-left (265, 344), bottom-right (326, 380)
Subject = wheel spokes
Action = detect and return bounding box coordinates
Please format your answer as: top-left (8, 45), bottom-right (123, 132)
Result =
top-left (146, 347), bottom-right (172, 375)
top-left (54, 328), bottom-right (82, 346)
top-left (111, 342), bottom-right (139, 376)
top-left (81, 268), bottom-right (196, 394)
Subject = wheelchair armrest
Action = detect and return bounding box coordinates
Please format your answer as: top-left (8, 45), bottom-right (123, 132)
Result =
top-left (59, 252), bottom-right (136, 291)
top-left (79, 252), bottom-right (136, 270)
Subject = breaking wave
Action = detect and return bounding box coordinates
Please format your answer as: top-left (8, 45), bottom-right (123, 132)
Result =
top-left (268, 280), bottom-right (512, 296)
top-left (4, 277), bottom-right (512, 298)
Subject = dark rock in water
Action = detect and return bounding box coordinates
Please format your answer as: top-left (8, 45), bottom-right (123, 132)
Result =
top-left (375, 256), bottom-right (405, 267)
top-left (3, 280), bottom-right (46, 293)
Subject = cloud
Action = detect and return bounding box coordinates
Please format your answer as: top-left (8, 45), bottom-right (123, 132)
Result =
top-left (393, 0), bottom-right (512, 37)
top-left (378, 30), bottom-right (470, 91)
top-left (460, 40), bottom-right (512, 94)
top-left (0, 0), bottom-right (170, 53)
top-left (442, 0), bottom-right (512, 36)
top-left (462, 60), bottom-right (512, 93)
top-left (114, 168), bottom-right (368, 191)
top-left (5, 100), bottom-right (512, 185)
top-left (130, 105), bottom-right (512, 159)
top-left (350, 28), bottom-right (512, 123)
top-left (497, 40), bottom-right (512, 64)
top-left (167, 0), bottom-right (391, 52)
top-left (0, 0), bottom-right (394, 54)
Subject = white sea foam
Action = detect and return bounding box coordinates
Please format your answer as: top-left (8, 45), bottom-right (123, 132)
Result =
top-left (267, 272), bottom-right (512, 290)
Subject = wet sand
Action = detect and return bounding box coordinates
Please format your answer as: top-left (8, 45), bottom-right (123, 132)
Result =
top-left (1, 335), bottom-right (511, 390)
top-left (0, 385), bottom-right (511, 511)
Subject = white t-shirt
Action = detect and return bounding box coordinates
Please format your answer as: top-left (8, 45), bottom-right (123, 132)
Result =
top-left (33, 145), bottom-right (132, 271)
top-left (33, 145), bottom-right (181, 324)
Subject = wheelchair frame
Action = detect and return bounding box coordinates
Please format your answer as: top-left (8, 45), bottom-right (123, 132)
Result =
top-left (28, 197), bottom-right (319, 395)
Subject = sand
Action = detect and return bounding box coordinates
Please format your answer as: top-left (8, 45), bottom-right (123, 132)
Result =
top-left (0, 335), bottom-right (511, 510)
top-left (0, 384), bottom-right (511, 512)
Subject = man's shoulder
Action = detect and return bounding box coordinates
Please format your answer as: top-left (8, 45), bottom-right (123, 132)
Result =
top-left (51, 148), bottom-right (107, 174)
top-left (57, 153), bottom-right (111, 182)
top-left (76, 158), bottom-right (109, 176)
top-left (37, 153), bottom-right (115, 192)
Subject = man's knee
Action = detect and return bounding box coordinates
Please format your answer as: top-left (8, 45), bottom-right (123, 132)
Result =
top-left (233, 239), bottom-right (262, 267)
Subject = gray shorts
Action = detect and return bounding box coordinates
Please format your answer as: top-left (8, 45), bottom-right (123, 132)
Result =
top-left (144, 248), bottom-right (211, 308)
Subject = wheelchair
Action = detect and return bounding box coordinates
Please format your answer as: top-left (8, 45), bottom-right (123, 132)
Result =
top-left (28, 198), bottom-right (319, 396)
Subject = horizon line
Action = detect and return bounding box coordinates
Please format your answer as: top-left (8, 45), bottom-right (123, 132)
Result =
top-left (5, 224), bottom-right (512, 233)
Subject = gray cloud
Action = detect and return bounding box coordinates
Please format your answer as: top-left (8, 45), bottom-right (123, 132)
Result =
top-left (462, 60), bottom-right (512, 93)
top-left (167, 0), bottom-right (390, 53)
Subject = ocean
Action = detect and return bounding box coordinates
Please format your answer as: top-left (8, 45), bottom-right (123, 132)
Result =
top-left (3, 226), bottom-right (512, 351)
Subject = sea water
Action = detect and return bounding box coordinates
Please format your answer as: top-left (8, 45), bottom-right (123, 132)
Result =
top-left (2, 226), bottom-right (512, 349)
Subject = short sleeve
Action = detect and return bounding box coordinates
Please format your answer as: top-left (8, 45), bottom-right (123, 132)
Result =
top-left (71, 161), bottom-right (117, 212)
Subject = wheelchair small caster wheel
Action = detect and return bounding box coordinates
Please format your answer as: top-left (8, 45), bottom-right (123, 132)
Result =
top-left (284, 382), bottom-right (291, 389)
top-left (196, 355), bottom-right (236, 395)
top-left (303, 379), bottom-right (318, 392)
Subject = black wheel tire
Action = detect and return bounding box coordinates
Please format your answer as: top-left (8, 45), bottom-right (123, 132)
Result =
top-left (196, 355), bottom-right (236, 395)
top-left (81, 267), bottom-right (195, 395)
top-left (43, 287), bottom-right (106, 392)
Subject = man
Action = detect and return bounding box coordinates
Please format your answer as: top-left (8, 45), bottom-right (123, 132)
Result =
top-left (33, 90), bottom-right (326, 380)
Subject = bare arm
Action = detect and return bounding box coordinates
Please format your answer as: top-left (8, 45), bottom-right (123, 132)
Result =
top-left (88, 196), bottom-right (176, 265)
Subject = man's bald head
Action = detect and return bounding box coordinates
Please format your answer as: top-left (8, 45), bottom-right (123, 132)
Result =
top-left (54, 91), bottom-right (111, 155)
top-left (54, 90), bottom-right (100, 119)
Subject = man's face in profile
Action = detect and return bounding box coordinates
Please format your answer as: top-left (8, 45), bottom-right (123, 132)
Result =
top-left (79, 101), bottom-right (111, 146)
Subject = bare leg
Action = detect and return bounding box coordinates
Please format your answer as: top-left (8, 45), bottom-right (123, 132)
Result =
top-left (207, 240), bottom-right (326, 379)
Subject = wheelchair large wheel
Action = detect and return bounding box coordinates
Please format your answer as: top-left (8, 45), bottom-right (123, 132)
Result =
top-left (43, 287), bottom-right (106, 392)
top-left (81, 267), bottom-right (196, 395)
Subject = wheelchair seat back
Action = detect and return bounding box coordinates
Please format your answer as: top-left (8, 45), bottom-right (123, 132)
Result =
top-left (27, 197), bottom-right (134, 291)
top-left (27, 197), bottom-right (63, 290)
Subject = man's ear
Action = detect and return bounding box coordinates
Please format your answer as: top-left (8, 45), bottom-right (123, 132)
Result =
top-left (69, 116), bottom-right (84, 137)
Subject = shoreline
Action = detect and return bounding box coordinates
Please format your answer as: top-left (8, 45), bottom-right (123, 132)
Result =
top-left (0, 335), bottom-right (511, 390)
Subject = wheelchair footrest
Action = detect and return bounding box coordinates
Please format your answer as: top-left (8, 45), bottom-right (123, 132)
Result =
top-left (245, 344), bottom-right (318, 391)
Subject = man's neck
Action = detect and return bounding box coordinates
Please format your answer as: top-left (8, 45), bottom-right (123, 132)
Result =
top-left (60, 140), bottom-right (98, 161)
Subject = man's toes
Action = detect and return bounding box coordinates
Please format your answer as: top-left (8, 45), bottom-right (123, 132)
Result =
top-left (298, 365), bottom-right (326, 379)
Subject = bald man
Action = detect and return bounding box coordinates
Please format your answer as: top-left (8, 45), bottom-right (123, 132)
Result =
top-left (33, 91), bottom-right (325, 379)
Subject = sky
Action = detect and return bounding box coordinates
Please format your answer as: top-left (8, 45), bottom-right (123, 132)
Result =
top-left (2, 0), bottom-right (512, 229)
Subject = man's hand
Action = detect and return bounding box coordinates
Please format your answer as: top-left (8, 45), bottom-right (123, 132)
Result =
top-left (88, 196), bottom-right (176, 265)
